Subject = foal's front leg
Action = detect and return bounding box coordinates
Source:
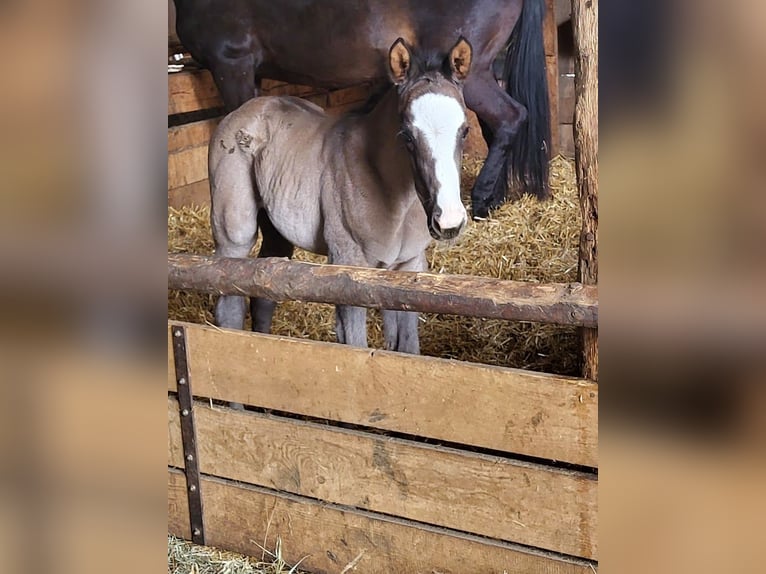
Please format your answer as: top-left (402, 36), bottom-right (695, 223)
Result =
top-left (209, 151), bottom-right (259, 330)
top-left (382, 252), bottom-right (427, 354)
top-left (335, 305), bottom-right (368, 348)
top-left (328, 245), bottom-right (368, 348)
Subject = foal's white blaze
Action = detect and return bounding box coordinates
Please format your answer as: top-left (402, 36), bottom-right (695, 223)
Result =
top-left (410, 93), bottom-right (467, 231)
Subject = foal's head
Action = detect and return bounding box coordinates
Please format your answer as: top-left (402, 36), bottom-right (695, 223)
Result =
top-left (388, 37), bottom-right (473, 240)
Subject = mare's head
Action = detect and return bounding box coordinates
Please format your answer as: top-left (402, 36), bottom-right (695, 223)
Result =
top-left (388, 36), bottom-right (472, 240)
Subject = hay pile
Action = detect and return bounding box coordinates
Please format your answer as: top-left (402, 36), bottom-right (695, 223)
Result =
top-left (168, 535), bottom-right (308, 574)
top-left (168, 156), bottom-right (581, 375)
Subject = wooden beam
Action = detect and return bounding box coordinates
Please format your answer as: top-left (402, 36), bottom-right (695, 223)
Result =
top-left (167, 322), bottom-right (599, 467)
top-left (168, 253), bottom-right (598, 328)
top-left (168, 118), bottom-right (220, 154)
top-left (168, 469), bottom-right (596, 573)
top-left (572, 0), bottom-right (599, 381)
top-left (544, 0), bottom-right (560, 157)
top-left (167, 144), bottom-right (208, 190)
top-left (168, 180), bottom-right (210, 210)
top-left (168, 70), bottom-right (223, 116)
top-left (168, 469), bottom-right (191, 540)
top-left (168, 398), bottom-right (597, 558)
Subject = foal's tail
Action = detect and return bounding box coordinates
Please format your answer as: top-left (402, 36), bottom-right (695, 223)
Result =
top-left (505, 0), bottom-right (551, 199)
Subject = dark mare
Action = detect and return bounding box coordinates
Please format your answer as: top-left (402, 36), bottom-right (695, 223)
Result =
top-left (210, 38), bottom-right (473, 352)
top-left (173, 0), bottom-right (551, 218)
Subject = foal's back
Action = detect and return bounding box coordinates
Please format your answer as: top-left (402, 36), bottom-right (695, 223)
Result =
top-left (209, 96), bottom-right (333, 254)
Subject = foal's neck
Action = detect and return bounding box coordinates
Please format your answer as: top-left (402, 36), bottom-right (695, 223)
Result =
top-left (358, 88), bottom-right (414, 192)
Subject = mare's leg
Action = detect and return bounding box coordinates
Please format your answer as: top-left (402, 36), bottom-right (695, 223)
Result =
top-left (476, 117), bottom-right (510, 208)
top-left (464, 71), bottom-right (527, 219)
top-left (210, 150), bottom-right (258, 330)
top-left (382, 253), bottom-right (427, 354)
top-left (249, 211), bottom-right (294, 333)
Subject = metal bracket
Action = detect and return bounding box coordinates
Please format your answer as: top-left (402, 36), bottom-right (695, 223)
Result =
top-left (172, 325), bottom-right (205, 546)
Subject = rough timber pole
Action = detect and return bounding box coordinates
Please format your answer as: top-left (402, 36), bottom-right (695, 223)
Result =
top-left (572, 0), bottom-right (598, 380)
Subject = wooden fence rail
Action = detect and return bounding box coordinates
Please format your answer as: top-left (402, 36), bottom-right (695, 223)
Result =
top-left (168, 253), bottom-right (598, 328)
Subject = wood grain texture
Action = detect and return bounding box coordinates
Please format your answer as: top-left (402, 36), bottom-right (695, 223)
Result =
top-left (168, 70), bottom-right (223, 115)
top-left (572, 0), bottom-right (599, 381)
top-left (168, 144), bottom-right (208, 190)
top-left (168, 179), bottom-right (211, 209)
top-left (544, 0), bottom-right (560, 157)
top-left (168, 253), bottom-right (598, 328)
top-left (168, 399), bottom-right (184, 468)
top-left (168, 118), bottom-right (220, 154)
top-left (167, 398), bottom-right (597, 558)
top-left (559, 73), bottom-right (576, 123)
top-left (168, 469), bottom-right (191, 540)
top-left (167, 469), bottom-right (596, 573)
top-left (166, 322), bottom-right (598, 467)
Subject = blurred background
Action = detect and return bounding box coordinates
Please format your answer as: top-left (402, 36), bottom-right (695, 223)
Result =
top-left (0, 1), bottom-right (763, 573)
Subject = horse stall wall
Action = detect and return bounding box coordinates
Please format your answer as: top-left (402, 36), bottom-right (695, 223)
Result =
top-left (168, 319), bottom-right (598, 573)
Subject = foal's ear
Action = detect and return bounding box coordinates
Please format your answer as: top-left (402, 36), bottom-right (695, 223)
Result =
top-left (388, 38), bottom-right (412, 85)
top-left (448, 36), bottom-right (473, 82)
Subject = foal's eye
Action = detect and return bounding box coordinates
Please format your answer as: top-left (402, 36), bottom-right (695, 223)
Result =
top-left (401, 132), bottom-right (415, 147)
top-left (461, 126), bottom-right (469, 140)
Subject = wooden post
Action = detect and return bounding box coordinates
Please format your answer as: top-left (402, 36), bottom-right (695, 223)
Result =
top-left (572, 0), bottom-right (598, 381)
top-left (544, 0), bottom-right (560, 157)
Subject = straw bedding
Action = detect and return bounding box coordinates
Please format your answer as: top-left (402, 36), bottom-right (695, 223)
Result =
top-left (168, 535), bottom-right (309, 574)
top-left (168, 156), bottom-right (581, 375)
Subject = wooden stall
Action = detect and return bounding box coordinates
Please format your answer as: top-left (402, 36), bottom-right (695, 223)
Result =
top-left (167, 1), bottom-right (598, 570)
top-left (167, 255), bottom-right (598, 572)
top-left (168, 302), bottom-right (598, 572)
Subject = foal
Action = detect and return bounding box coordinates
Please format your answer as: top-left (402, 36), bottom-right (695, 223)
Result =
top-left (210, 37), bottom-right (472, 353)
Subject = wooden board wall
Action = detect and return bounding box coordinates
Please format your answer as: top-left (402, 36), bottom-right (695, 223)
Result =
top-left (168, 322), bottom-right (598, 468)
top-left (167, 320), bottom-right (598, 567)
top-left (169, 397), bottom-right (597, 558)
top-left (168, 470), bottom-right (595, 574)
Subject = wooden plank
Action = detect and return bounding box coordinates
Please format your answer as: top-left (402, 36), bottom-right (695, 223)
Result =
top-left (168, 118), bottom-right (220, 154)
top-left (168, 469), bottom-right (191, 539)
top-left (544, 0), bottom-right (560, 157)
top-left (167, 322), bottom-right (598, 467)
top-left (168, 144), bottom-right (208, 190)
top-left (168, 470), bottom-right (595, 573)
top-left (559, 73), bottom-right (576, 123)
top-left (169, 398), bottom-right (597, 558)
top-left (327, 84), bottom-right (373, 108)
top-left (167, 398), bottom-right (184, 468)
top-left (168, 70), bottom-right (223, 115)
top-left (560, 123), bottom-right (575, 158)
top-left (572, 0), bottom-right (599, 381)
top-left (168, 179), bottom-right (210, 210)
top-left (262, 82), bottom-right (319, 98)
top-left (168, 253), bottom-right (598, 328)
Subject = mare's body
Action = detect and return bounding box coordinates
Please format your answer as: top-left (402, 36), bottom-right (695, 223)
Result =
top-left (174, 0), bottom-right (550, 217)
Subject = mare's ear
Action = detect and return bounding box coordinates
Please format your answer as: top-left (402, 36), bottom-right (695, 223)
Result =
top-left (448, 36), bottom-right (473, 82)
top-left (388, 38), bottom-right (412, 85)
